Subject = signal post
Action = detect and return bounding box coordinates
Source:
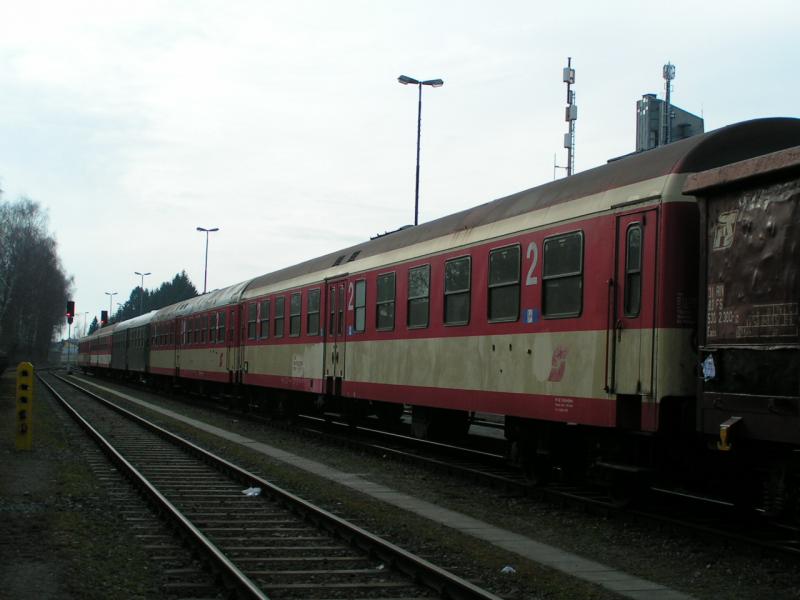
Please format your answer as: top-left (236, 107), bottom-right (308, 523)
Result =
top-left (15, 362), bottom-right (34, 450)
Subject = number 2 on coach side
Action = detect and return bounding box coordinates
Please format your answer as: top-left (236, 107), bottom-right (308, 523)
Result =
top-left (526, 241), bottom-right (539, 286)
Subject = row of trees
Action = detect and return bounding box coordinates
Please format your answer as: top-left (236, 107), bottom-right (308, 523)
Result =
top-left (0, 195), bottom-right (73, 363)
top-left (87, 271), bottom-right (198, 334)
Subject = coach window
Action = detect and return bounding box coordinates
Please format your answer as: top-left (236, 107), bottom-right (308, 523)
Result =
top-left (444, 256), bottom-right (471, 325)
top-left (624, 224), bottom-right (642, 317)
top-left (376, 273), bottom-right (396, 330)
top-left (218, 311), bottom-right (226, 343)
top-left (337, 285), bottom-right (346, 334)
top-left (542, 231), bottom-right (584, 318)
top-left (201, 315), bottom-right (207, 343)
top-left (407, 265), bottom-right (430, 328)
top-left (307, 289), bottom-right (320, 335)
top-left (290, 293), bottom-right (302, 336)
top-left (274, 297), bottom-right (285, 338)
top-left (354, 280), bottom-right (366, 333)
top-left (247, 302), bottom-right (258, 339)
top-left (259, 299), bottom-right (270, 339)
top-left (488, 245), bottom-right (521, 322)
top-left (210, 313), bottom-right (217, 343)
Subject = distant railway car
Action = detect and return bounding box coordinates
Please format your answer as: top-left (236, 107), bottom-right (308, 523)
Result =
top-left (78, 322), bottom-right (116, 373)
top-left (111, 312), bottom-right (156, 375)
top-left (149, 282), bottom-right (248, 391)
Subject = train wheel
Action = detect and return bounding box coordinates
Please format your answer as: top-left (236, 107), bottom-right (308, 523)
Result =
top-left (411, 406), bottom-right (433, 439)
top-left (522, 454), bottom-right (552, 486)
top-left (411, 406), bottom-right (469, 441)
top-left (372, 401), bottom-right (404, 429)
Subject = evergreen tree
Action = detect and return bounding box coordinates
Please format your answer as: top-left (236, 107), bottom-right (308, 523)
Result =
top-left (111, 271), bottom-right (198, 323)
top-left (87, 316), bottom-right (99, 335)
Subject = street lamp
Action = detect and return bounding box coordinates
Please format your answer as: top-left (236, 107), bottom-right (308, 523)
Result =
top-left (398, 74), bottom-right (444, 226)
top-left (196, 227), bottom-right (219, 294)
top-left (105, 291), bottom-right (117, 322)
top-left (134, 271), bottom-right (151, 315)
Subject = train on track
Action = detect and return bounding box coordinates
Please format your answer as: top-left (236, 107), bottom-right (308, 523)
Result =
top-left (78, 118), bottom-right (800, 516)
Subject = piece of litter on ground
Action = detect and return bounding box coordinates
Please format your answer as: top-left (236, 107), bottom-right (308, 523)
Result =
top-left (500, 565), bottom-right (516, 574)
top-left (241, 486), bottom-right (262, 496)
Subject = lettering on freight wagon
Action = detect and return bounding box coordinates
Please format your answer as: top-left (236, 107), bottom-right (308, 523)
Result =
top-left (706, 284), bottom-right (731, 339)
top-left (712, 210), bottom-right (738, 251)
top-left (736, 303), bottom-right (799, 339)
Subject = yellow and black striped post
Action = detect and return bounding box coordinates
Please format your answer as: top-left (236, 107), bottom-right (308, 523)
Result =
top-left (15, 362), bottom-right (34, 450)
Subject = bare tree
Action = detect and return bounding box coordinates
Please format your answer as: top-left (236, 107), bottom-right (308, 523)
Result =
top-left (0, 195), bottom-right (73, 363)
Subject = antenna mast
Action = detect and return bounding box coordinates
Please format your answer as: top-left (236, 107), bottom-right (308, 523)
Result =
top-left (563, 57), bottom-right (577, 176)
top-left (662, 62), bottom-right (675, 145)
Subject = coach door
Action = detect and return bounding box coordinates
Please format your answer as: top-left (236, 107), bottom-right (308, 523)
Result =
top-left (231, 305), bottom-right (243, 383)
top-left (323, 279), bottom-right (348, 396)
top-left (174, 317), bottom-right (183, 377)
top-left (611, 209), bottom-right (657, 410)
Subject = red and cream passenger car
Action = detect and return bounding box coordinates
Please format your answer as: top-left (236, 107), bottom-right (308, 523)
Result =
top-left (78, 118), bottom-right (800, 492)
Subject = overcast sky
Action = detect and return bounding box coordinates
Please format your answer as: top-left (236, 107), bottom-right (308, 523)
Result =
top-left (1, 1), bottom-right (798, 336)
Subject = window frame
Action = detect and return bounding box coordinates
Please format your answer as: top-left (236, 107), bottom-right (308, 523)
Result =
top-left (289, 292), bottom-right (302, 337)
top-left (407, 264), bottom-right (430, 329)
top-left (376, 272), bottom-right (396, 331)
top-left (444, 255), bottom-right (471, 326)
top-left (274, 296), bottom-right (285, 338)
top-left (354, 279), bottom-right (366, 333)
top-left (307, 288), bottom-right (321, 336)
top-left (259, 299), bottom-right (270, 339)
top-left (541, 230), bottom-right (584, 319)
top-left (217, 311), bottom-right (226, 344)
top-left (623, 223), bottom-right (643, 318)
top-left (247, 302), bottom-right (258, 339)
top-left (488, 244), bottom-right (521, 323)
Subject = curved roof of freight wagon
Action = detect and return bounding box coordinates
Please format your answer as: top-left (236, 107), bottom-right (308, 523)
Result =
top-left (242, 117), bottom-right (800, 297)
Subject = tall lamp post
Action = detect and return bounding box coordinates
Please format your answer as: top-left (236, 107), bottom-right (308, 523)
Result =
top-left (196, 227), bottom-right (219, 294)
top-left (134, 271), bottom-right (151, 315)
top-left (398, 74), bottom-right (443, 226)
top-left (105, 291), bottom-right (117, 322)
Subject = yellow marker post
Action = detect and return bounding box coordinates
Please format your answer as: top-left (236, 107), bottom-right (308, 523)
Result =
top-left (15, 362), bottom-right (34, 450)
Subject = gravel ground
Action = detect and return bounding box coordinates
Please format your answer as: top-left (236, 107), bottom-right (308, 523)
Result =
top-left (3, 370), bottom-right (800, 599)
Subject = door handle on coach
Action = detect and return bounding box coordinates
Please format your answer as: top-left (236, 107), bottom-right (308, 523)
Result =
top-left (615, 319), bottom-right (624, 341)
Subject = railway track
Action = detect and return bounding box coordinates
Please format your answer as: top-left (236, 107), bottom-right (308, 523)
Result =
top-left (68, 373), bottom-right (800, 563)
top-left (281, 411), bottom-right (800, 560)
top-left (41, 372), bottom-right (503, 600)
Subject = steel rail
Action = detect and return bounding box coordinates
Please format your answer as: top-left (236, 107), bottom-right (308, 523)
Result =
top-left (38, 374), bottom-right (269, 600)
top-left (53, 373), bottom-right (504, 600)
